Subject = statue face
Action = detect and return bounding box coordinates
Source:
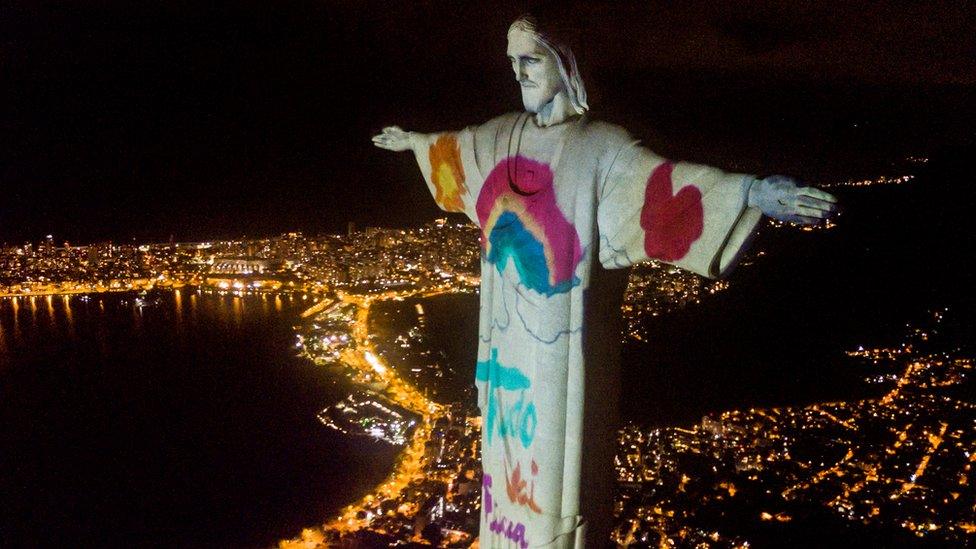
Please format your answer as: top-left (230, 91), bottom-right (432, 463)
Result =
top-left (506, 28), bottom-right (566, 114)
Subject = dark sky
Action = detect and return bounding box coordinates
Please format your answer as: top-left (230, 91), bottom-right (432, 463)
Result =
top-left (3, 0), bottom-right (974, 244)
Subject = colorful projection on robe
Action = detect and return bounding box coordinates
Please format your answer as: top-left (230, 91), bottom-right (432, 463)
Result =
top-left (476, 156), bottom-right (582, 296)
top-left (641, 161), bottom-right (703, 262)
top-left (428, 134), bottom-right (468, 212)
top-left (476, 348), bottom-right (538, 449)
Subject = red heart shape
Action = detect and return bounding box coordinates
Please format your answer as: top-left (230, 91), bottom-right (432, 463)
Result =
top-left (640, 162), bottom-right (704, 262)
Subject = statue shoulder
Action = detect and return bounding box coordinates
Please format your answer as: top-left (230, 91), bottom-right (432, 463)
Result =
top-left (459, 112), bottom-right (522, 145)
top-left (581, 119), bottom-right (635, 146)
top-left (468, 112), bottom-right (522, 132)
top-left (577, 118), bottom-right (639, 161)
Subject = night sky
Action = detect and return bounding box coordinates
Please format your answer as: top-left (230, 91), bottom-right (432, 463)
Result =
top-left (3, 0), bottom-right (974, 244)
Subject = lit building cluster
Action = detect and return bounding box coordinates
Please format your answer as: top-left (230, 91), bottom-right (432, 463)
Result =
top-left (823, 173), bottom-right (915, 188)
top-left (820, 156), bottom-right (927, 189)
top-left (767, 216), bottom-right (839, 232)
top-left (295, 299), bottom-right (356, 363)
top-left (0, 237), bottom-right (204, 295)
top-left (622, 262), bottom-right (731, 341)
top-left (315, 407), bottom-right (484, 548)
top-left (318, 391), bottom-right (418, 446)
top-left (611, 308), bottom-right (975, 547)
top-left (296, 220), bottom-right (481, 295)
top-left (1, 219), bottom-right (481, 298)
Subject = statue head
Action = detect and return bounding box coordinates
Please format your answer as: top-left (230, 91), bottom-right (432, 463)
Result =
top-left (506, 14), bottom-right (588, 117)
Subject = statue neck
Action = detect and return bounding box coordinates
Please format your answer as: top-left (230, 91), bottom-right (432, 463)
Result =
top-left (534, 90), bottom-right (578, 128)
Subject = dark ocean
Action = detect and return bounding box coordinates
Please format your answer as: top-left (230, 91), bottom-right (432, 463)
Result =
top-left (0, 291), bottom-right (398, 548)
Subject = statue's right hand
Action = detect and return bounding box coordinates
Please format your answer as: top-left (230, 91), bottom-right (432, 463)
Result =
top-left (371, 126), bottom-right (414, 152)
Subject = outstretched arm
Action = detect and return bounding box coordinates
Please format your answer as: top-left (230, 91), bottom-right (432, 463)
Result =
top-left (371, 124), bottom-right (484, 222)
top-left (598, 133), bottom-right (841, 278)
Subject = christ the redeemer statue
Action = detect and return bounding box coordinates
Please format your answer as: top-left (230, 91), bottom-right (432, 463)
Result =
top-left (373, 14), bottom-right (837, 548)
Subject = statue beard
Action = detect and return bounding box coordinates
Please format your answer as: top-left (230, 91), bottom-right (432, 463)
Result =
top-left (520, 85), bottom-right (560, 115)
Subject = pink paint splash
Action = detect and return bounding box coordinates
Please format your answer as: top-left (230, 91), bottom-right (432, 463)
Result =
top-left (476, 156), bottom-right (582, 291)
top-left (641, 162), bottom-right (703, 261)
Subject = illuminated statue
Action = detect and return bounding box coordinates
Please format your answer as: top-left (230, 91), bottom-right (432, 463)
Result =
top-left (373, 14), bottom-right (836, 548)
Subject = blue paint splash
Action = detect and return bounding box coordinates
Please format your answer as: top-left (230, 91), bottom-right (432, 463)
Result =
top-left (476, 348), bottom-right (530, 390)
top-left (476, 348), bottom-right (538, 448)
top-left (486, 211), bottom-right (577, 296)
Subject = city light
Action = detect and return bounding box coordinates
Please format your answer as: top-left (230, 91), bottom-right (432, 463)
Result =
top-left (4, 212), bottom-right (969, 548)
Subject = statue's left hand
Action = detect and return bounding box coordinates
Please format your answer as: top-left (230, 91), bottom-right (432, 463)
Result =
top-left (748, 175), bottom-right (839, 224)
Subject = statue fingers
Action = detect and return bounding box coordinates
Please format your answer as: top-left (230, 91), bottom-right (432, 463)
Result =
top-left (798, 187), bottom-right (838, 203)
top-left (796, 195), bottom-right (839, 214)
top-left (372, 136), bottom-right (399, 150)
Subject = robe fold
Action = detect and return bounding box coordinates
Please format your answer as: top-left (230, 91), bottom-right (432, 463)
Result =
top-left (412, 112), bottom-right (761, 547)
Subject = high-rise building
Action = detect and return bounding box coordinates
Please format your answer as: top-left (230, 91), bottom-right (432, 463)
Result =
top-left (45, 235), bottom-right (54, 255)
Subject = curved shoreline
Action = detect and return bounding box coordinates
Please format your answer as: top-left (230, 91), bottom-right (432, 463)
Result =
top-left (2, 284), bottom-right (460, 547)
top-left (278, 286), bottom-right (464, 549)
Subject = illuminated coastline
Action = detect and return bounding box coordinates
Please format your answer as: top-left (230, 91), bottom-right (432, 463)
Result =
top-left (278, 287), bottom-right (470, 548)
top-left (10, 168), bottom-right (972, 547)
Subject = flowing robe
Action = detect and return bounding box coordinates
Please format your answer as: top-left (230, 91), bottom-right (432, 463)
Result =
top-left (412, 112), bottom-right (762, 547)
